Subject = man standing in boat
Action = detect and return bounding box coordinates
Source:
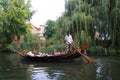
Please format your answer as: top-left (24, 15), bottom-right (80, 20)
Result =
top-left (65, 31), bottom-right (73, 52)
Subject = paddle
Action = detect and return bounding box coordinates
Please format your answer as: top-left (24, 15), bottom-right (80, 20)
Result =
top-left (69, 41), bottom-right (96, 63)
top-left (61, 34), bottom-right (96, 63)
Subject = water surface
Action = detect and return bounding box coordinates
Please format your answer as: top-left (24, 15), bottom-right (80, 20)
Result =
top-left (0, 53), bottom-right (120, 80)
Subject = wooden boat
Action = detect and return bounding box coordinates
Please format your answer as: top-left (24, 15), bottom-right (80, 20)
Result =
top-left (19, 42), bottom-right (89, 62)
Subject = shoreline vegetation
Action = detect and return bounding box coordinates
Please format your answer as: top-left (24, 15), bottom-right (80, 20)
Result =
top-left (0, 38), bottom-right (119, 57)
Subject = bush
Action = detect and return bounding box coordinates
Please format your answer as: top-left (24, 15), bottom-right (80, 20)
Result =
top-left (88, 46), bottom-right (105, 55)
top-left (7, 34), bottom-right (42, 53)
top-left (108, 48), bottom-right (117, 56)
top-left (41, 44), bottom-right (66, 54)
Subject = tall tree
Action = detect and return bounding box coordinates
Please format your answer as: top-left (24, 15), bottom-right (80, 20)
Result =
top-left (56, 0), bottom-right (120, 51)
top-left (44, 20), bottom-right (55, 39)
top-left (0, 0), bottom-right (34, 50)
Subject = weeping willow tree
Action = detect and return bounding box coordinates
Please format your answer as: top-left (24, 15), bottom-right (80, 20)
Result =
top-left (93, 0), bottom-right (120, 50)
top-left (55, 0), bottom-right (120, 52)
top-left (107, 0), bottom-right (120, 50)
top-left (0, 0), bottom-right (34, 50)
top-left (57, 0), bottom-right (95, 45)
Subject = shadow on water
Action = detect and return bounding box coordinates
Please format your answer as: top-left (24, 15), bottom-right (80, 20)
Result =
top-left (0, 53), bottom-right (120, 80)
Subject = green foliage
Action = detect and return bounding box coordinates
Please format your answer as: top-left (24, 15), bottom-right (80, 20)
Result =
top-left (40, 35), bottom-right (65, 53)
top-left (6, 42), bottom-right (19, 53)
top-left (55, 0), bottom-right (120, 53)
top-left (45, 0), bottom-right (120, 55)
top-left (44, 20), bottom-right (56, 39)
top-left (24, 34), bottom-right (41, 51)
top-left (0, 0), bottom-right (34, 50)
top-left (41, 44), bottom-right (65, 54)
top-left (80, 30), bottom-right (90, 45)
top-left (6, 33), bottom-right (42, 53)
top-left (88, 46), bottom-right (105, 55)
top-left (108, 48), bottom-right (117, 56)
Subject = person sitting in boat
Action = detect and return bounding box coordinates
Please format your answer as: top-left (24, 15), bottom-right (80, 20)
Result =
top-left (65, 31), bottom-right (73, 52)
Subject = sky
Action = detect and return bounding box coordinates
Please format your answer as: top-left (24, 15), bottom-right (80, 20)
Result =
top-left (30, 0), bottom-right (65, 27)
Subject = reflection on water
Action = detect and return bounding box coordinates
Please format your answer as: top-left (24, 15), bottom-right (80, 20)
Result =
top-left (0, 54), bottom-right (120, 80)
top-left (95, 57), bottom-right (120, 80)
top-left (28, 64), bottom-right (66, 80)
top-left (27, 63), bottom-right (93, 80)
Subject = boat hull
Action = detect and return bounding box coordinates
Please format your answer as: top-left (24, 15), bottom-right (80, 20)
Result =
top-left (20, 42), bottom-right (89, 62)
top-left (22, 51), bottom-right (82, 62)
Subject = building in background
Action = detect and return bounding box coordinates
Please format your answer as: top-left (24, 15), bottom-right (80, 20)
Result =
top-left (37, 25), bottom-right (46, 40)
top-left (30, 24), bottom-right (46, 40)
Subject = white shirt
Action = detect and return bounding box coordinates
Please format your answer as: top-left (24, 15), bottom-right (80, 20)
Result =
top-left (65, 34), bottom-right (73, 44)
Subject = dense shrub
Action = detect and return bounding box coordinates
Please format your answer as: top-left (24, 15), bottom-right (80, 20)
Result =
top-left (7, 34), bottom-right (42, 53)
top-left (88, 46), bottom-right (105, 55)
top-left (108, 48), bottom-right (117, 56)
top-left (41, 44), bottom-right (66, 54)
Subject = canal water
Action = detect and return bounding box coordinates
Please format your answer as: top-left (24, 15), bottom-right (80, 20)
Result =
top-left (0, 53), bottom-right (120, 80)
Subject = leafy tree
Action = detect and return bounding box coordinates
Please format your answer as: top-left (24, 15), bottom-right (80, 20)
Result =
top-left (55, 0), bottom-right (120, 52)
top-left (44, 20), bottom-right (56, 39)
top-left (0, 0), bottom-right (34, 50)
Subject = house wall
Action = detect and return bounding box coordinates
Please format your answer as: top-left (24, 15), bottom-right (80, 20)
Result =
top-left (30, 25), bottom-right (38, 34)
top-left (39, 25), bottom-right (46, 40)
top-left (30, 24), bottom-right (46, 40)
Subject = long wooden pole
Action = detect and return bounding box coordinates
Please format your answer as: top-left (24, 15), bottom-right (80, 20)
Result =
top-left (71, 43), bottom-right (96, 63)
top-left (61, 34), bottom-right (96, 63)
